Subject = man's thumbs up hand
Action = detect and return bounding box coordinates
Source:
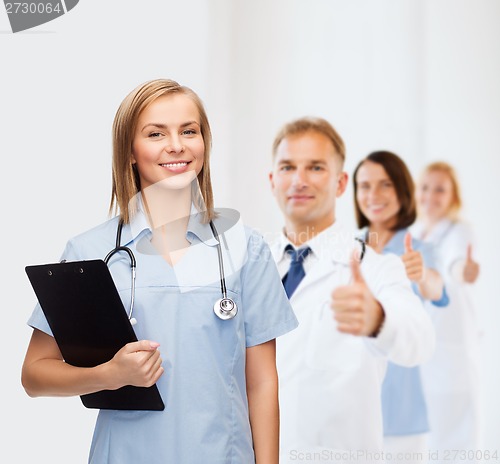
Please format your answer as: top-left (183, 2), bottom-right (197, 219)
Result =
top-left (331, 249), bottom-right (384, 337)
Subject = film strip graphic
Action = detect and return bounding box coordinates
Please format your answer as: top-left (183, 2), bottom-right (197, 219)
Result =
top-left (3, 0), bottom-right (79, 32)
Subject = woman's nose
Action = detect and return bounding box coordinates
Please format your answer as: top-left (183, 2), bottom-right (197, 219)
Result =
top-left (165, 135), bottom-right (184, 154)
top-left (365, 187), bottom-right (376, 200)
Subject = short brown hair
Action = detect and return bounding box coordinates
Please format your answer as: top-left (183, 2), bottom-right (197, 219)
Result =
top-left (109, 79), bottom-right (215, 223)
top-left (272, 117), bottom-right (345, 164)
top-left (353, 151), bottom-right (416, 231)
top-left (419, 161), bottom-right (462, 220)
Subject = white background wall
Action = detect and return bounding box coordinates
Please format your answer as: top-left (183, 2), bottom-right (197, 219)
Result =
top-left (1, 1), bottom-right (498, 462)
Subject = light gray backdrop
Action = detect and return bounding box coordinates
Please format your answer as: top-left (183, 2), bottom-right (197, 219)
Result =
top-left (1, 1), bottom-right (498, 462)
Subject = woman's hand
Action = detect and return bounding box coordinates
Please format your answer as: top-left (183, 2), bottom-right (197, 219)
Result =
top-left (463, 244), bottom-right (480, 283)
top-left (22, 331), bottom-right (164, 398)
top-left (402, 232), bottom-right (445, 301)
top-left (106, 340), bottom-right (164, 390)
top-left (401, 233), bottom-right (425, 282)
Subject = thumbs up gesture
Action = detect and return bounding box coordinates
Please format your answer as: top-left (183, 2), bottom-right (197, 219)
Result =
top-left (463, 244), bottom-right (480, 283)
top-left (331, 249), bottom-right (385, 337)
top-left (401, 232), bottom-right (425, 283)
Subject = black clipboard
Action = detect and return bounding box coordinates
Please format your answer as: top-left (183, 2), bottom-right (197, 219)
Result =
top-left (25, 259), bottom-right (165, 411)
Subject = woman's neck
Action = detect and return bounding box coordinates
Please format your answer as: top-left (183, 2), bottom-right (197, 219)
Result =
top-left (142, 182), bottom-right (192, 228)
top-left (142, 181), bottom-right (193, 263)
top-left (419, 215), bottom-right (447, 240)
top-left (366, 224), bottom-right (395, 253)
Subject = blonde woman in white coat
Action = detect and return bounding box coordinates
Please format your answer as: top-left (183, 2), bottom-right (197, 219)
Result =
top-left (412, 162), bottom-right (482, 460)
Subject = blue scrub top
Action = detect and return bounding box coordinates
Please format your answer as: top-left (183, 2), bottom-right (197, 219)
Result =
top-left (376, 228), bottom-right (447, 436)
top-left (28, 205), bottom-right (298, 464)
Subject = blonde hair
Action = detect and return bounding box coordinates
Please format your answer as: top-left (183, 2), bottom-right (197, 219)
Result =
top-left (272, 116), bottom-right (345, 165)
top-left (109, 79), bottom-right (215, 223)
top-left (419, 161), bottom-right (462, 220)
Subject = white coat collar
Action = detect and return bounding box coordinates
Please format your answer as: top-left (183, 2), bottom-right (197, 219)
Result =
top-left (411, 218), bottom-right (456, 244)
top-left (272, 222), bottom-right (362, 299)
top-left (272, 221), bottom-right (359, 265)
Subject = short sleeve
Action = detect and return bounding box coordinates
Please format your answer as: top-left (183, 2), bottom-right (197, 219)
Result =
top-left (240, 231), bottom-right (298, 347)
top-left (27, 302), bottom-right (52, 335)
top-left (26, 239), bottom-right (81, 336)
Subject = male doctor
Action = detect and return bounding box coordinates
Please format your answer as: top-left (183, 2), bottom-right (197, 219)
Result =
top-left (268, 117), bottom-right (435, 463)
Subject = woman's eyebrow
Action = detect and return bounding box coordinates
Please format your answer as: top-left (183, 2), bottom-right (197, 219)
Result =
top-left (180, 121), bottom-right (200, 128)
top-left (141, 121), bottom-right (200, 131)
top-left (141, 123), bottom-right (167, 131)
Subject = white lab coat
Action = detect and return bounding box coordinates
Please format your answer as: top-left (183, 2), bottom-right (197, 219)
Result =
top-left (271, 223), bottom-right (435, 464)
top-left (411, 219), bottom-right (482, 457)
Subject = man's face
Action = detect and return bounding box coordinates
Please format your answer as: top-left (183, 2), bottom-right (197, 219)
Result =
top-left (269, 131), bottom-right (347, 232)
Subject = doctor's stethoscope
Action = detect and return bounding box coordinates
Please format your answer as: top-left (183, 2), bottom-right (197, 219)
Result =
top-left (104, 220), bottom-right (238, 325)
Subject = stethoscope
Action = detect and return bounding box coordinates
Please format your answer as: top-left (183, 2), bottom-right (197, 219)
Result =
top-left (104, 220), bottom-right (238, 325)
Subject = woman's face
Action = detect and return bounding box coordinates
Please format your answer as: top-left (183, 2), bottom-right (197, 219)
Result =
top-left (131, 93), bottom-right (205, 190)
top-left (416, 170), bottom-right (455, 222)
top-left (355, 161), bottom-right (401, 229)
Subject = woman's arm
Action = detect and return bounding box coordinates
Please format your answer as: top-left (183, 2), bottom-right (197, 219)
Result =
top-left (246, 339), bottom-right (279, 464)
top-left (451, 244), bottom-right (480, 284)
top-left (416, 268), bottom-right (445, 301)
top-left (21, 328), bottom-right (164, 397)
top-left (401, 233), bottom-right (444, 301)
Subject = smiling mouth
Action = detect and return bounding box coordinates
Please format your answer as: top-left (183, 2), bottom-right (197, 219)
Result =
top-left (288, 195), bottom-right (314, 201)
top-left (158, 161), bottom-right (193, 173)
top-left (368, 204), bottom-right (386, 211)
top-left (160, 161), bottom-right (190, 168)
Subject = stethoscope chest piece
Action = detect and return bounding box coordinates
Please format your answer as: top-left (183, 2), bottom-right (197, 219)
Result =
top-left (214, 298), bottom-right (238, 320)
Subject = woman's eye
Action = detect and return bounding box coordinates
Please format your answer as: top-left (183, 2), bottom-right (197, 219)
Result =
top-left (149, 132), bottom-right (162, 138)
top-left (182, 129), bottom-right (197, 136)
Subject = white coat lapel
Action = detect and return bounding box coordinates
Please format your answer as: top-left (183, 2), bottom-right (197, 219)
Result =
top-left (268, 222), bottom-right (358, 300)
top-left (291, 223), bottom-right (355, 299)
top-left (291, 255), bottom-right (335, 294)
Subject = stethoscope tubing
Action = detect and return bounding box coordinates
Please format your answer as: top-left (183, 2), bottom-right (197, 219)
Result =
top-left (105, 219), bottom-right (236, 324)
top-left (104, 221), bottom-right (137, 323)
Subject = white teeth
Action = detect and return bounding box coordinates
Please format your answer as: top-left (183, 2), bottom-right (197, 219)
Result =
top-left (161, 162), bottom-right (188, 167)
